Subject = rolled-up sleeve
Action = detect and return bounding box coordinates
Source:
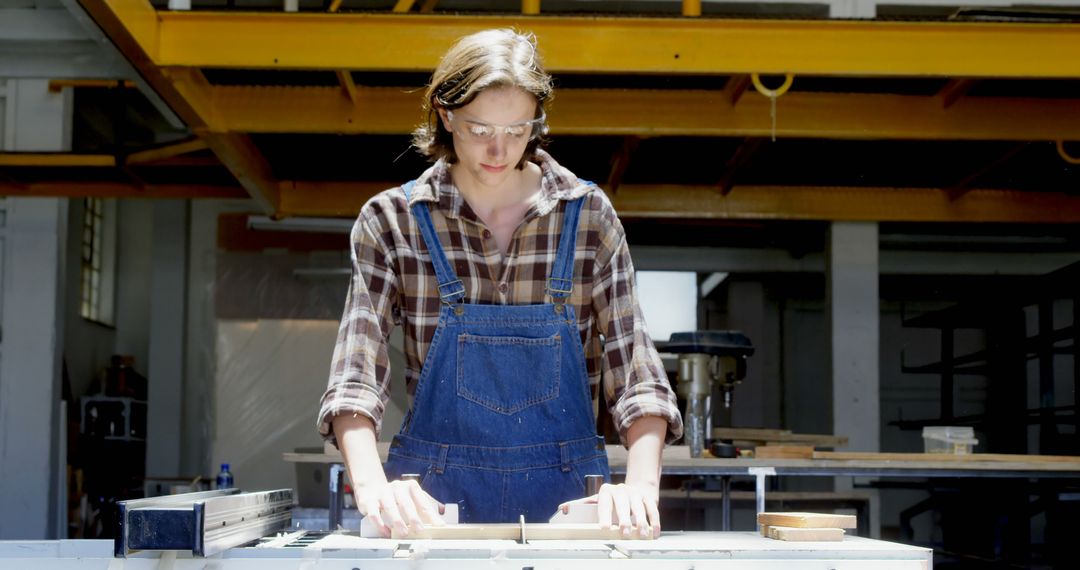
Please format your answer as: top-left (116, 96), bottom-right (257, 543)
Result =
top-left (317, 206), bottom-right (399, 447)
top-left (589, 194), bottom-right (684, 446)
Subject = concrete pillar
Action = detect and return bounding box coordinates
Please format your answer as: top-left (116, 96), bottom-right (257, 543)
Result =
top-left (827, 222), bottom-right (880, 535)
top-left (728, 280), bottom-right (781, 428)
top-left (827, 222), bottom-right (880, 454)
top-left (145, 201), bottom-right (189, 478)
top-left (0, 79), bottom-right (72, 539)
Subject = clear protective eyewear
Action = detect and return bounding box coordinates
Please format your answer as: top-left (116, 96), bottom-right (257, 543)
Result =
top-left (447, 110), bottom-right (547, 143)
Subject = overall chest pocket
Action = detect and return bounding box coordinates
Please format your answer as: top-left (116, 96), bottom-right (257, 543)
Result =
top-left (456, 332), bottom-right (561, 415)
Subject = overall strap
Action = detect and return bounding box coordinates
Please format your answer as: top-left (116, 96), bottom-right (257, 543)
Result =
top-left (404, 180), bottom-right (466, 305)
top-left (545, 189), bottom-right (588, 302)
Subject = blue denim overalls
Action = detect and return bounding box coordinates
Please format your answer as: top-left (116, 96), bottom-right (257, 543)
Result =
top-left (383, 180), bottom-right (611, 523)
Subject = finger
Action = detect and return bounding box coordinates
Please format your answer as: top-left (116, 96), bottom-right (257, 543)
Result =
top-left (645, 496), bottom-right (662, 539)
top-left (410, 485), bottom-right (444, 526)
top-left (366, 509), bottom-right (390, 538)
top-left (393, 483), bottom-right (424, 532)
top-left (629, 491), bottom-right (649, 538)
top-left (597, 485), bottom-right (614, 528)
top-left (612, 487), bottom-right (633, 538)
top-left (379, 493), bottom-right (408, 537)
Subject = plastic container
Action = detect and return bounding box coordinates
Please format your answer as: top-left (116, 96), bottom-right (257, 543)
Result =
top-left (216, 463), bottom-right (235, 489)
top-left (922, 426), bottom-right (978, 454)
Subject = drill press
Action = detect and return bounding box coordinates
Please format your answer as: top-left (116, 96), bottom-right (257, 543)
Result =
top-left (657, 331), bottom-right (754, 458)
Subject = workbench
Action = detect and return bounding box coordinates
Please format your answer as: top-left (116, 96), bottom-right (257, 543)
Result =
top-left (1, 531), bottom-right (932, 569)
top-left (284, 444), bottom-right (1080, 533)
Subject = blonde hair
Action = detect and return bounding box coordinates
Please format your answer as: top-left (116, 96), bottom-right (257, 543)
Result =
top-left (412, 29), bottom-right (553, 169)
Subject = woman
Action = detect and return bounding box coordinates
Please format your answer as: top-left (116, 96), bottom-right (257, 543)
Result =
top-left (317, 29), bottom-right (682, 539)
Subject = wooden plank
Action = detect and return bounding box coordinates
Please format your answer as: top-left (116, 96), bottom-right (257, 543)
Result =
top-left (767, 526), bottom-right (845, 541)
top-left (394, 524), bottom-right (520, 540)
top-left (754, 445), bottom-right (815, 459)
top-left (757, 512), bottom-right (856, 529)
top-left (660, 490), bottom-right (874, 502)
top-left (815, 451), bottom-right (1080, 463)
top-left (712, 428), bottom-right (848, 448)
top-left (392, 523), bottom-right (644, 540)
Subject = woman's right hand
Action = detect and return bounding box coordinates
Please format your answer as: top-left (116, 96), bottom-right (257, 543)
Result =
top-left (354, 478), bottom-right (446, 537)
top-left (333, 414), bottom-right (447, 537)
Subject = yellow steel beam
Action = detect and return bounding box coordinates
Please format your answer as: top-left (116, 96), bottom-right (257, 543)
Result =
top-left (682, 0), bottom-right (701, 17)
top-left (723, 75), bottom-right (751, 107)
top-left (611, 185), bottom-right (1080, 223)
top-left (199, 84), bottom-right (1080, 141)
top-left (522, 0), bottom-right (540, 15)
top-left (78, 1), bottom-right (286, 214)
top-left (126, 138), bottom-right (208, 164)
top-left (946, 142), bottom-right (1030, 201)
top-left (277, 180), bottom-right (396, 217)
top-left (151, 12), bottom-right (1080, 78)
top-left (938, 78), bottom-right (977, 109)
top-left (48, 79), bottom-right (138, 92)
top-left (0, 154), bottom-right (116, 167)
top-left (717, 137), bottom-right (765, 196)
top-left (336, 70), bottom-right (360, 105)
top-left (200, 132), bottom-right (281, 213)
top-left (0, 181), bottom-right (246, 198)
top-left (605, 136), bottom-right (639, 195)
top-left (78, 0), bottom-right (203, 129)
top-left (2, 174), bottom-right (1076, 223)
top-left (277, 182), bottom-right (1080, 222)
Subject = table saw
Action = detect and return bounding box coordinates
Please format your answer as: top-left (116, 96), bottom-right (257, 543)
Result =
top-left (0, 488), bottom-right (931, 569)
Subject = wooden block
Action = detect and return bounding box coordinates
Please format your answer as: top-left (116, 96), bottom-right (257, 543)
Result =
top-left (754, 445), bottom-right (814, 459)
top-left (759, 524), bottom-right (771, 537)
top-left (767, 525), bottom-right (844, 541)
top-left (757, 512), bottom-right (856, 529)
top-left (393, 524), bottom-right (520, 540)
top-left (529, 524), bottom-right (648, 541)
top-left (392, 523), bottom-right (648, 541)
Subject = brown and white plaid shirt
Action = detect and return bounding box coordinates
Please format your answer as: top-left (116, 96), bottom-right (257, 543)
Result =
top-left (317, 150), bottom-right (683, 447)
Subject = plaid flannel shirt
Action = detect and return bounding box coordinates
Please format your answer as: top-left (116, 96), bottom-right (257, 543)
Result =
top-left (317, 150), bottom-right (683, 447)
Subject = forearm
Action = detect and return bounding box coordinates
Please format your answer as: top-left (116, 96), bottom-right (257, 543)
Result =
top-left (623, 416), bottom-right (667, 492)
top-left (332, 414), bottom-right (388, 513)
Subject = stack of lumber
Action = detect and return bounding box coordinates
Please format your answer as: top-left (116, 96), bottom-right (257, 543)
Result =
top-left (711, 428), bottom-right (848, 455)
top-left (757, 512), bottom-right (856, 542)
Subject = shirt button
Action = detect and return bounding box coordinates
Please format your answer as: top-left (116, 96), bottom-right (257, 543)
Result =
top-left (498, 282), bottom-right (508, 294)
top-left (482, 229), bottom-right (492, 239)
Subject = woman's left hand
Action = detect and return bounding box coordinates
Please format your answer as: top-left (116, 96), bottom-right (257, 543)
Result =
top-left (558, 481), bottom-right (661, 539)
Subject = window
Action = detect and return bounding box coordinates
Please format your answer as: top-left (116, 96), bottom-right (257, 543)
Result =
top-left (636, 271), bottom-right (698, 342)
top-left (80, 197), bottom-right (116, 325)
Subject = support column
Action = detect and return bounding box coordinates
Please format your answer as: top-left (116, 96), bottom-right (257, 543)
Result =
top-left (146, 201), bottom-right (189, 478)
top-left (0, 79), bottom-right (72, 539)
top-left (827, 222), bottom-right (880, 464)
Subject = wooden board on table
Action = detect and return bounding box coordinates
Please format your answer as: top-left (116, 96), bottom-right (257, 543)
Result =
top-left (757, 512), bottom-right (857, 529)
top-left (815, 451), bottom-right (1080, 463)
top-left (712, 428), bottom-right (848, 449)
top-left (754, 445), bottom-right (815, 459)
top-left (392, 523), bottom-right (645, 541)
top-left (765, 525), bottom-right (845, 542)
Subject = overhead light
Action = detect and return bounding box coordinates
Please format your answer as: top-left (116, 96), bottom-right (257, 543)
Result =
top-left (247, 215), bottom-right (353, 234)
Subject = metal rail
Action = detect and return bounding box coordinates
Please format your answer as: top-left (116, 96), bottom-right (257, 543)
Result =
top-left (116, 488), bottom-right (293, 557)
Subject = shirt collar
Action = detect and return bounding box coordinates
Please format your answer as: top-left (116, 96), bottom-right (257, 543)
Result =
top-left (406, 149), bottom-right (594, 222)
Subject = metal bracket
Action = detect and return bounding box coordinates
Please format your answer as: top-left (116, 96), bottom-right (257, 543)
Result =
top-left (748, 467), bottom-right (777, 530)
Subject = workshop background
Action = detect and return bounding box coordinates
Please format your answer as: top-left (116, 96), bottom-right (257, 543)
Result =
top-left (1, 0), bottom-right (1079, 568)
